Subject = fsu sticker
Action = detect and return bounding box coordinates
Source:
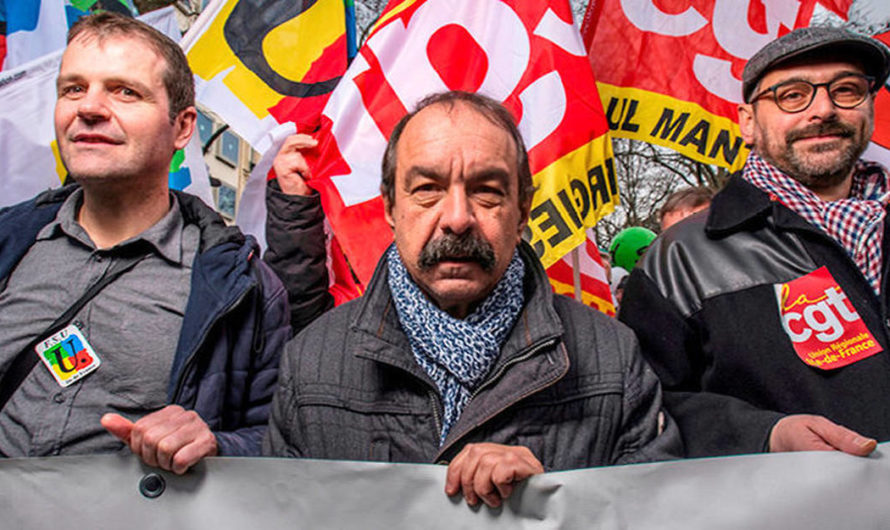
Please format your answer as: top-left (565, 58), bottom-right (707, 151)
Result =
top-left (775, 267), bottom-right (882, 370)
top-left (35, 325), bottom-right (101, 387)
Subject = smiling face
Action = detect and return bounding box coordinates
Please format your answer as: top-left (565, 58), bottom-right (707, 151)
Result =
top-left (384, 101), bottom-right (528, 319)
top-left (54, 34), bottom-right (194, 188)
top-left (738, 59), bottom-right (874, 194)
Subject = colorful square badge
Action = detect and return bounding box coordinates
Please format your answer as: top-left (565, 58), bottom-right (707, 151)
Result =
top-left (35, 324), bottom-right (101, 387)
top-left (775, 267), bottom-right (882, 370)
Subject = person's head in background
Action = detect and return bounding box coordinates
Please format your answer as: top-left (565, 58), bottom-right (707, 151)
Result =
top-left (659, 187), bottom-right (714, 231)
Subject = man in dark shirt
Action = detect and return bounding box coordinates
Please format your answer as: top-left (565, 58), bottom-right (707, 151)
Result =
top-left (0, 13), bottom-right (291, 473)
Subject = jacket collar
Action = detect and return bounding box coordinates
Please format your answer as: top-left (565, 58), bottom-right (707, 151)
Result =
top-left (350, 240), bottom-right (569, 458)
top-left (706, 173), bottom-right (823, 238)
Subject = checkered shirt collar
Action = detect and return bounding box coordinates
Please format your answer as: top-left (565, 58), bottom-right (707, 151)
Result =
top-left (742, 153), bottom-right (890, 294)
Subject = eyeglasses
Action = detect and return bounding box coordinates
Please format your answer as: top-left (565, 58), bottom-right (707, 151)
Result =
top-left (750, 73), bottom-right (875, 113)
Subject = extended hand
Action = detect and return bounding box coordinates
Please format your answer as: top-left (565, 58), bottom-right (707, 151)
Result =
top-left (101, 405), bottom-right (218, 474)
top-left (272, 133), bottom-right (318, 196)
top-left (445, 443), bottom-right (544, 508)
top-left (769, 414), bottom-right (876, 456)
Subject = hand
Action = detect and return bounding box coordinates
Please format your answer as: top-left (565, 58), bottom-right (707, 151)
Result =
top-left (101, 405), bottom-right (218, 475)
top-left (445, 443), bottom-right (544, 508)
top-left (769, 414), bottom-right (876, 456)
top-left (272, 133), bottom-right (318, 196)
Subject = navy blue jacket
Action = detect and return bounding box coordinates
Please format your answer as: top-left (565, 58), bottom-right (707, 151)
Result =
top-left (0, 185), bottom-right (291, 456)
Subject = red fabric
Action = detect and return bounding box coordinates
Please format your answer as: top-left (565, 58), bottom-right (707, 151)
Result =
top-left (872, 32), bottom-right (890, 151)
top-left (308, 0), bottom-right (613, 290)
top-left (582, 0), bottom-right (827, 119)
top-left (546, 235), bottom-right (615, 316)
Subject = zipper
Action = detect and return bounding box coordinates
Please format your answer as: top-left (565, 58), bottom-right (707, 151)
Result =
top-left (437, 338), bottom-right (562, 460)
top-left (171, 281), bottom-right (256, 403)
top-left (427, 390), bottom-right (442, 436)
top-left (469, 338), bottom-right (558, 401)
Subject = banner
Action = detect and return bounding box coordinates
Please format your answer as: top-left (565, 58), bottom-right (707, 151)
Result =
top-left (0, 7), bottom-right (212, 208)
top-left (182, 0), bottom-right (360, 299)
top-left (2, 445), bottom-right (890, 528)
top-left (0, 0), bottom-right (138, 71)
top-left (581, 0), bottom-right (852, 172)
top-left (306, 0), bottom-right (617, 285)
top-left (182, 0), bottom-right (352, 147)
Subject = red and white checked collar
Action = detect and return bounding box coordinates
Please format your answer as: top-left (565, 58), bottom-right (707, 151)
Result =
top-left (742, 153), bottom-right (890, 294)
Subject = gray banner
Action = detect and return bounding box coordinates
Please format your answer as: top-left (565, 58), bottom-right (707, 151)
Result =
top-left (2, 444), bottom-right (888, 529)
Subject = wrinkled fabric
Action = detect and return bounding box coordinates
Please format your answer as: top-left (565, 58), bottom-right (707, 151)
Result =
top-left (387, 246), bottom-right (525, 443)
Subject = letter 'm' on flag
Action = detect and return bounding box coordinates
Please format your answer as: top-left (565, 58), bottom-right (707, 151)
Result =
top-left (581, 0), bottom-right (851, 172)
top-left (307, 0), bottom-right (618, 297)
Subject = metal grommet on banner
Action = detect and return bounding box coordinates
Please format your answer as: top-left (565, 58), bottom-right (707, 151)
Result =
top-left (139, 473), bottom-right (166, 499)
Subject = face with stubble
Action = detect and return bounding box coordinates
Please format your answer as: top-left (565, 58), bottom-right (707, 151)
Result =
top-left (738, 59), bottom-right (875, 193)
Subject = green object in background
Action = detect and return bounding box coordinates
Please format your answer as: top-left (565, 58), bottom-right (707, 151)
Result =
top-left (609, 227), bottom-right (657, 271)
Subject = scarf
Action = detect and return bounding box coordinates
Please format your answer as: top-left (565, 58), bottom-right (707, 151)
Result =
top-left (386, 245), bottom-right (525, 445)
top-left (743, 153), bottom-right (890, 294)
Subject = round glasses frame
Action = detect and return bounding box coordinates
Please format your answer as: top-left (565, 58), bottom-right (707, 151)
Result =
top-left (750, 73), bottom-right (875, 113)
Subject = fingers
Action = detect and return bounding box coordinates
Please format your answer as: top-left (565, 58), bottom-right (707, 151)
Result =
top-left (100, 413), bottom-right (134, 443)
top-left (807, 416), bottom-right (877, 456)
top-left (114, 405), bottom-right (218, 475)
top-left (769, 414), bottom-right (876, 456)
top-left (445, 443), bottom-right (544, 508)
top-left (273, 133), bottom-right (318, 196)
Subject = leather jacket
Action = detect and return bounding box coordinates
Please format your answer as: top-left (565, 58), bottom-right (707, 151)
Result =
top-left (619, 174), bottom-right (890, 457)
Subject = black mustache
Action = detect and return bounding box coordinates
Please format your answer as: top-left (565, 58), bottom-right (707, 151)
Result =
top-left (417, 232), bottom-right (496, 272)
top-left (786, 122), bottom-right (855, 143)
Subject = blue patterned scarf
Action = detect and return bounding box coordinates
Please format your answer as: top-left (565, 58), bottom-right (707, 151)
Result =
top-left (386, 245), bottom-right (525, 445)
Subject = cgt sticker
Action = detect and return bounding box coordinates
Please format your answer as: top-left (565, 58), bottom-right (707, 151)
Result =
top-left (775, 267), bottom-right (882, 370)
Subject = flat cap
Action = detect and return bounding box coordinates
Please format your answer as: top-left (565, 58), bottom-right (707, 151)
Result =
top-left (742, 26), bottom-right (890, 103)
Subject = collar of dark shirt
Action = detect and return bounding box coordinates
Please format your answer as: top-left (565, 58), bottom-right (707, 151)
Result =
top-left (35, 188), bottom-right (186, 265)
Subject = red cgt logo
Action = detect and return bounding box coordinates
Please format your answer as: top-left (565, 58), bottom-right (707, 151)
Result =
top-left (775, 267), bottom-right (882, 370)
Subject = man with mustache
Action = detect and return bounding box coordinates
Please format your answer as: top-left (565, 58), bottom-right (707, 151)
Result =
top-left (619, 27), bottom-right (890, 457)
top-left (0, 13), bottom-right (302, 473)
top-left (264, 91), bottom-right (681, 508)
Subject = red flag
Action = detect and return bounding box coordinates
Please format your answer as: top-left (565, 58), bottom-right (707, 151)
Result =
top-left (815, 0), bottom-right (853, 18)
top-left (547, 233), bottom-right (615, 316)
top-left (581, 0), bottom-right (844, 172)
top-left (863, 31), bottom-right (890, 168)
top-left (308, 0), bottom-right (618, 297)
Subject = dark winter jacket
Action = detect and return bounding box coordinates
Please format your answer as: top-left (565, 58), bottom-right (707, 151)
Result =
top-left (264, 241), bottom-right (682, 468)
top-left (262, 180), bottom-right (334, 332)
top-left (0, 184), bottom-right (291, 456)
top-left (619, 174), bottom-right (890, 457)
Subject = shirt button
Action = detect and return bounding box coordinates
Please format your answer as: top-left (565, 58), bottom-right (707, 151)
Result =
top-left (53, 393), bottom-right (65, 404)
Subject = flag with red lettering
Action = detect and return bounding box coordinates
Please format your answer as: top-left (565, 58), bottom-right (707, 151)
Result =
top-left (581, 0), bottom-right (852, 172)
top-left (307, 0), bottom-right (618, 290)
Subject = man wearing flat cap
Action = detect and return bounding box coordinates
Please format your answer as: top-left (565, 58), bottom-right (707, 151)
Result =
top-left (619, 27), bottom-right (890, 458)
